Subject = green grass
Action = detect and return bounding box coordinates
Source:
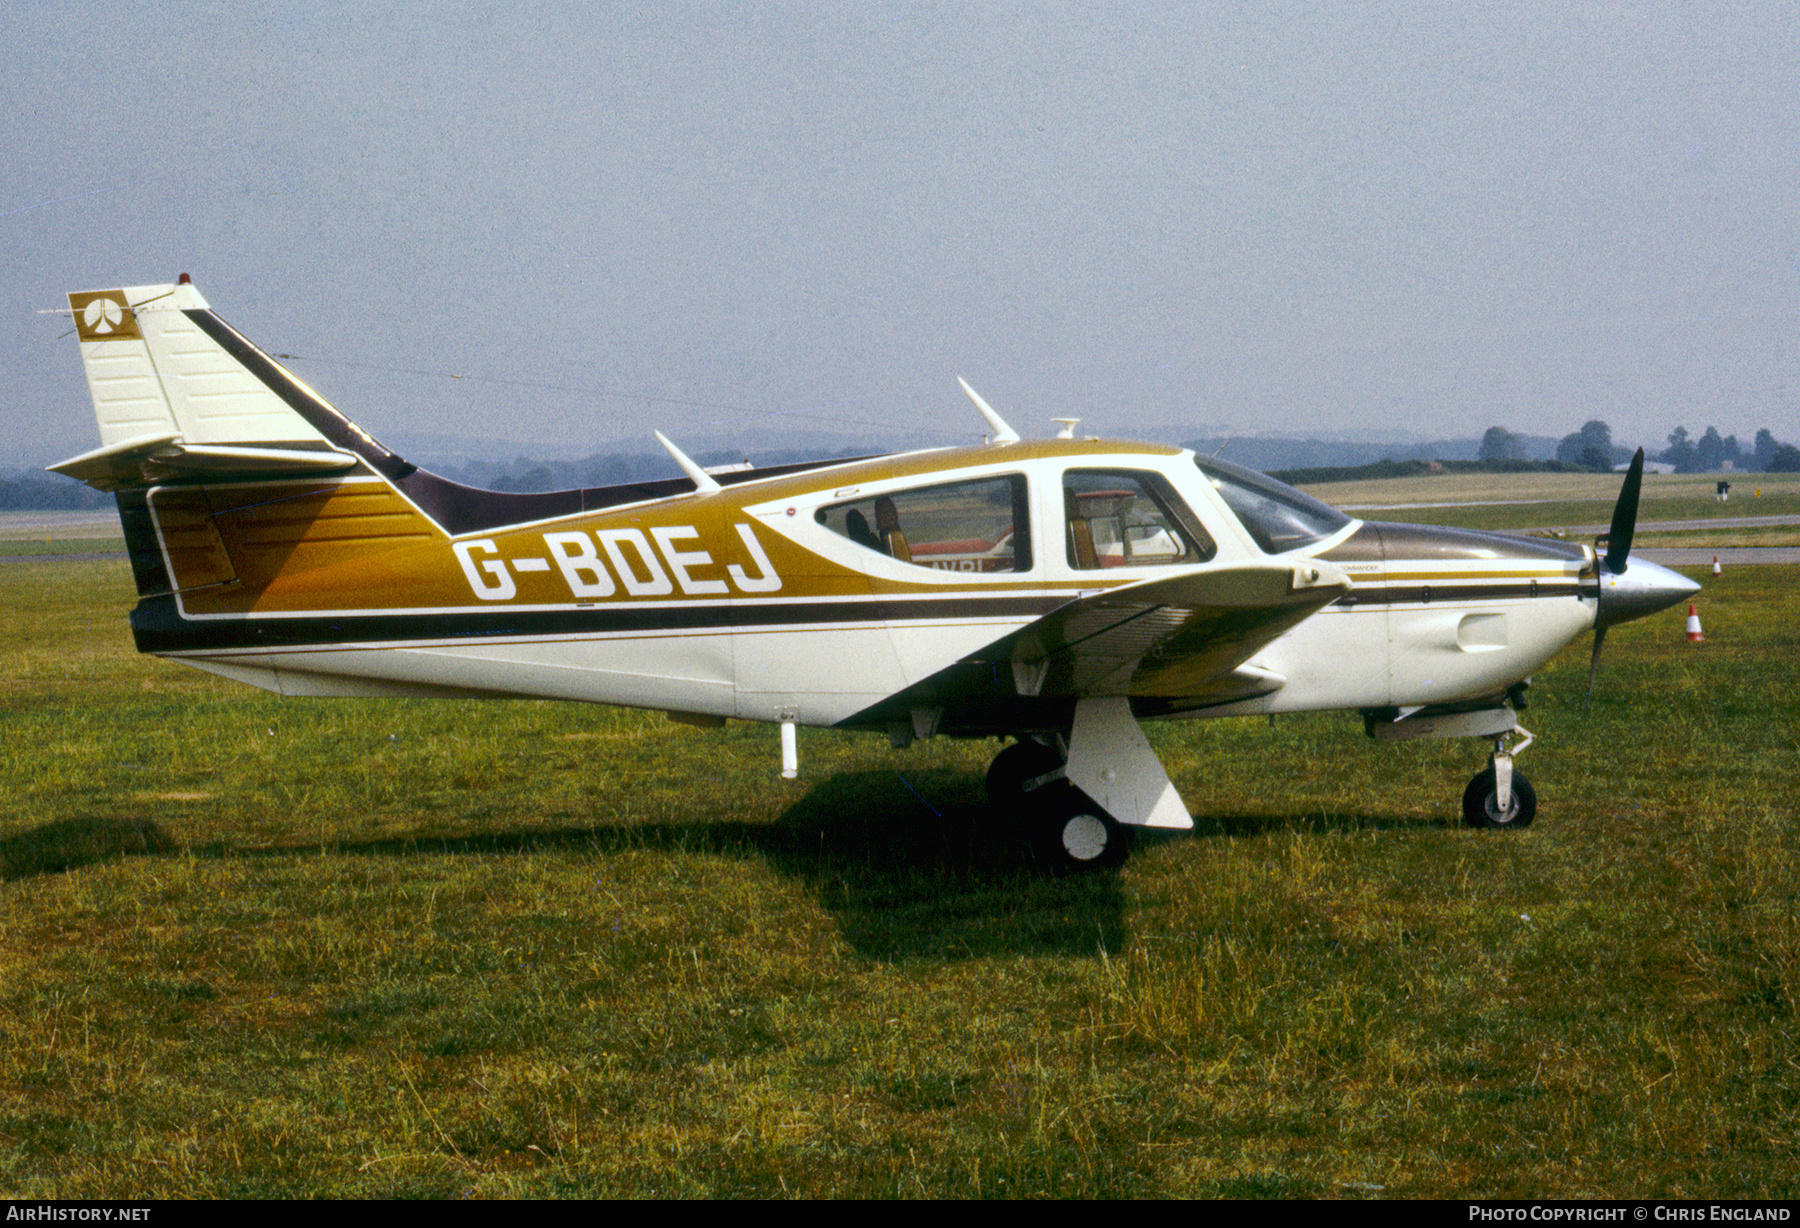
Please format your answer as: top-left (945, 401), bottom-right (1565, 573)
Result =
top-left (1632, 526), bottom-right (1800, 549)
top-left (0, 556), bottom-right (1795, 1198)
top-left (1365, 497), bottom-right (1800, 534)
top-left (0, 539), bottom-right (126, 557)
top-left (1296, 470), bottom-right (1800, 536)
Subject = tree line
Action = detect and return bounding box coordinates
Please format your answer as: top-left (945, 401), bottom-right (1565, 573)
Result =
top-left (0, 470), bottom-right (113, 511)
top-left (1480, 421), bottom-right (1800, 473)
top-left (2, 441), bottom-right (881, 510)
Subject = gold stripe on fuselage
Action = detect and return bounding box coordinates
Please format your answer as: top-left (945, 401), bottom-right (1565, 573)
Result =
top-left (147, 438), bottom-right (1580, 629)
top-left (148, 455), bottom-right (1062, 621)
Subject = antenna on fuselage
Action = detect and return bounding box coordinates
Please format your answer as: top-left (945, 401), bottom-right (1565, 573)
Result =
top-left (956, 378), bottom-right (1020, 444)
top-left (654, 431), bottom-right (722, 495)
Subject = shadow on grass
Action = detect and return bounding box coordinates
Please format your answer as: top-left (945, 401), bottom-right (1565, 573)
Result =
top-left (11, 769), bottom-right (1134, 960)
top-left (0, 816), bottom-right (174, 880)
top-left (764, 769), bottom-right (1131, 960)
top-left (369, 767), bottom-right (1130, 962)
top-left (7, 774), bottom-right (1439, 957)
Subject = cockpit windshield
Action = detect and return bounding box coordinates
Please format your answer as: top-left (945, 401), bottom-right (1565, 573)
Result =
top-left (1193, 455), bottom-right (1352, 554)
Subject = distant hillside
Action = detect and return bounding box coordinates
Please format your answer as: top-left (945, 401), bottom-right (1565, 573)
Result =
top-left (17, 429), bottom-right (1589, 509)
top-left (425, 443), bottom-right (884, 494)
top-left (0, 470), bottom-right (111, 511)
top-left (1181, 433), bottom-right (1563, 473)
top-left (1267, 457), bottom-right (1580, 485)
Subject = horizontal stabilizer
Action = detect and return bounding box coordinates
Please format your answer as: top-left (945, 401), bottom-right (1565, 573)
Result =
top-left (58, 279), bottom-right (410, 493)
top-left (50, 434), bottom-right (357, 492)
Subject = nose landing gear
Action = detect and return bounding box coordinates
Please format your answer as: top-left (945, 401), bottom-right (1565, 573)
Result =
top-left (1462, 767), bottom-right (1537, 827)
top-left (1364, 704), bottom-right (1539, 830)
top-left (1463, 725), bottom-right (1537, 828)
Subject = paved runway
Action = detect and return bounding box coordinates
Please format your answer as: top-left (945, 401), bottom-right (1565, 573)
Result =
top-left (1532, 514), bottom-right (1800, 535)
top-left (1498, 515), bottom-right (1800, 563)
top-left (0, 511), bottom-right (119, 533)
top-left (1636, 547), bottom-right (1800, 566)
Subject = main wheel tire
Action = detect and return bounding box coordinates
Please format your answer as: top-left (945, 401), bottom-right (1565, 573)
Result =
top-left (986, 738), bottom-right (1064, 810)
top-left (1036, 793), bottom-right (1134, 872)
top-left (1462, 768), bottom-right (1537, 829)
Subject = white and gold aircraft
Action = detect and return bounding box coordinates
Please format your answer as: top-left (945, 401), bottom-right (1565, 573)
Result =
top-left (53, 278), bottom-right (1698, 870)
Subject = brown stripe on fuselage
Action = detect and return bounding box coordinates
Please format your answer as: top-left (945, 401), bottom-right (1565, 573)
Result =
top-left (1318, 519), bottom-right (1591, 607)
top-left (1322, 520), bottom-right (1589, 566)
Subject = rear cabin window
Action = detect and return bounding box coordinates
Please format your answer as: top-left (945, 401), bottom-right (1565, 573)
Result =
top-left (816, 475), bottom-right (1031, 574)
top-left (1063, 470), bottom-right (1216, 569)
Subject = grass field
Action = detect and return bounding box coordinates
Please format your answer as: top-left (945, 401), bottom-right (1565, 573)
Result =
top-left (0, 540), bottom-right (127, 558)
top-left (0, 513), bottom-right (124, 558)
top-left (1, 548), bottom-right (1795, 1197)
top-left (1300, 470), bottom-right (1800, 537)
top-left (1630, 527), bottom-right (1800, 550)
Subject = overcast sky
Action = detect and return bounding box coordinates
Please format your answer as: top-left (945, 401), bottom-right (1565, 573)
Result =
top-left (5, 2), bottom-right (1797, 469)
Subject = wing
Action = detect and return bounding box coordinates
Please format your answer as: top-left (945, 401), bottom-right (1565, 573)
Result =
top-left (841, 559), bottom-right (1349, 736)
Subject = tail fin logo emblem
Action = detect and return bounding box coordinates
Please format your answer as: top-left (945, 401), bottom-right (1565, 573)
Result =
top-left (68, 291), bottom-right (142, 342)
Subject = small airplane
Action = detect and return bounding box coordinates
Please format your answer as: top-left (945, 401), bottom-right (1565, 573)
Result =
top-left (52, 277), bottom-right (1700, 870)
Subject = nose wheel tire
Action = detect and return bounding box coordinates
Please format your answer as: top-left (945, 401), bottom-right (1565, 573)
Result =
top-left (1462, 767), bottom-right (1537, 829)
top-left (1037, 794), bottom-right (1133, 872)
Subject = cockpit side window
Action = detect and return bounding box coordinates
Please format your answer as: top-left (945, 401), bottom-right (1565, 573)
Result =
top-left (1193, 455), bottom-right (1351, 554)
top-left (816, 475), bottom-right (1031, 574)
top-left (1063, 470), bottom-right (1216, 570)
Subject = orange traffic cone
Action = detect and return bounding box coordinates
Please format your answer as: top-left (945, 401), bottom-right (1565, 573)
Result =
top-left (1686, 604), bottom-right (1705, 642)
top-left (1712, 554), bottom-right (1721, 575)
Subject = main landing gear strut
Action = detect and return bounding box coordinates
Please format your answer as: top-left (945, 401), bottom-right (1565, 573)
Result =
top-left (986, 735), bottom-right (1135, 872)
top-left (986, 698), bottom-right (1196, 873)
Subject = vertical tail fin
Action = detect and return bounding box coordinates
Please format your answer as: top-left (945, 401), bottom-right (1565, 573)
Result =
top-left (53, 277), bottom-right (405, 490)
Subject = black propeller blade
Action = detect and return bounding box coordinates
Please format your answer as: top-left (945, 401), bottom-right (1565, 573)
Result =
top-left (1586, 625), bottom-right (1608, 698)
top-left (1603, 448), bottom-right (1645, 574)
top-left (1585, 445), bottom-right (1701, 699)
top-left (1588, 448), bottom-right (1643, 697)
